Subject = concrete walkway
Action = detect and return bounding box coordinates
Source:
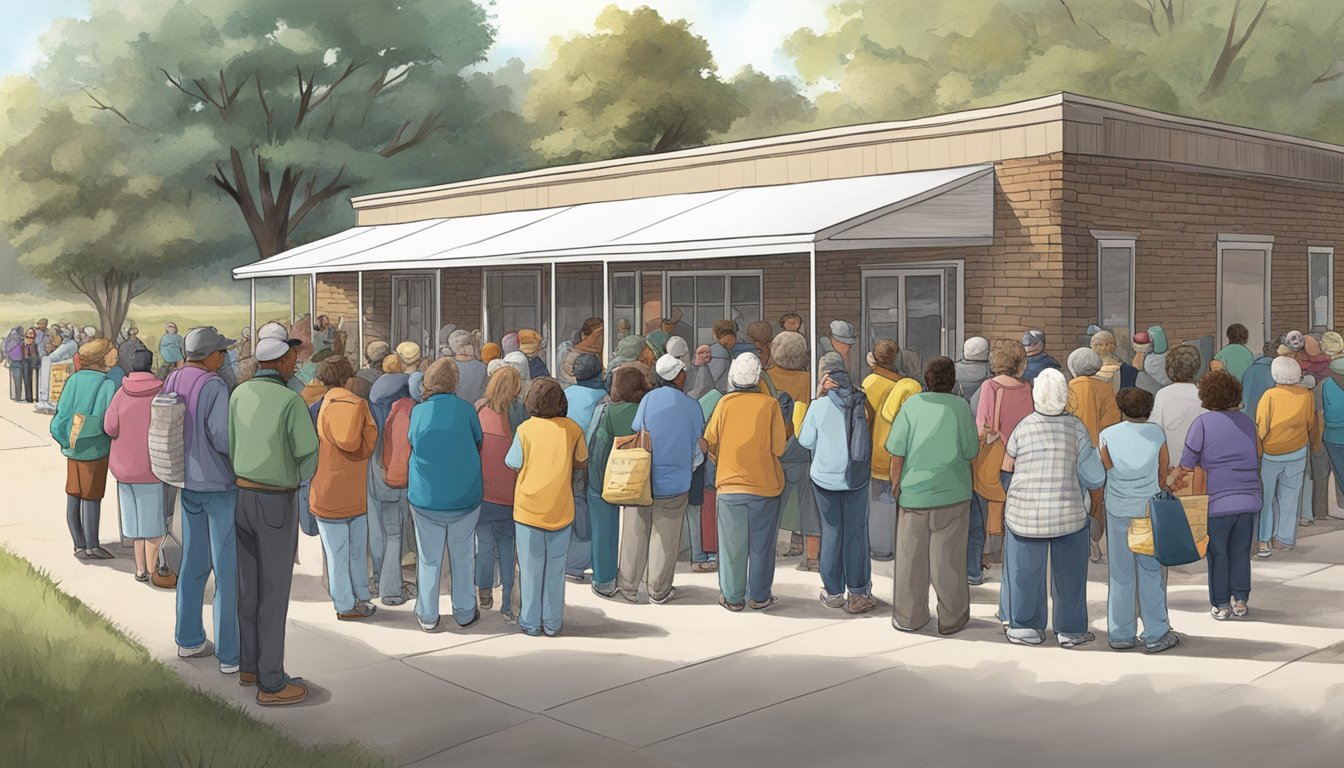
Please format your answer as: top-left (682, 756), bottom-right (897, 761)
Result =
top-left (4, 397), bottom-right (1344, 767)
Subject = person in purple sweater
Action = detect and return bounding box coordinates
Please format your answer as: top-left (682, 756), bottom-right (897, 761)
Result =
top-left (1168, 370), bottom-right (1263, 621)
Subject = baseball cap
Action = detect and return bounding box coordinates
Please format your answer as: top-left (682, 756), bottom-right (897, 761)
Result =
top-left (184, 326), bottom-right (237, 362)
top-left (257, 321), bottom-right (293, 341)
top-left (1021, 329), bottom-right (1046, 347)
top-left (655, 353), bottom-right (686, 381)
top-left (829, 320), bottom-right (857, 345)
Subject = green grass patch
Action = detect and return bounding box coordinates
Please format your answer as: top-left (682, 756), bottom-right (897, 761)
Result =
top-left (0, 546), bottom-right (389, 767)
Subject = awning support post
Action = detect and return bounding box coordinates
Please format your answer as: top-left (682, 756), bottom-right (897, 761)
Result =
top-left (249, 279), bottom-right (257, 355)
top-left (602, 260), bottom-right (611, 366)
top-left (809, 242), bottom-right (818, 395)
top-left (289, 276), bottom-right (295, 324)
top-left (357, 271), bottom-right (365, 367)
top-left (549, 263), bottom-right (558, 372)
top-left (435, 268), bottom-right (443, 360)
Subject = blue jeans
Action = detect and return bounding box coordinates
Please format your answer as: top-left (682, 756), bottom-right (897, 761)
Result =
top-left (716, 493), bottom-right (782, 605)
top-left (565, 482), bottom-right (592, 578)
top-left (1105, 513), bottom-right (1169, 646)
top-left (176, 489), bottom-right (239, 666)
top-left (967, 493), bottom-right (987, 582)
top-left (412, 506), bottom-right (481, 626)
top-left (1004, 525), bottom-right (1089, 638)
top-left (682, 504), bottom-right (716, 564)
top-left (297, 479), bottom-right (318, 537)
top-left (368, 466), bottom-right (407, 599)
top-left (1208, 512), bottom-right (1255, 608)
top-left (813, 483), bottom-right (871, 597)
top-left (1325, 442), bottom-right (1344, 501)
top-left (316, 515), bottom-right (371, 613)
top-left (587, 488), bottom-right (620, 592)
top-left (475, 510), bottom-right (517, 617)
top-left (869, 480), bottom-right (896, 560)
top-left (516, 522), bottom-right (572, 635)
top-left (1260, 448), bottom-right (1307, 547)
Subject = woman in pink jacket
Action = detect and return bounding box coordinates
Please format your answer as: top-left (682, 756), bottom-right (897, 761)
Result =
top-left (103, 348), bottom-right (167, 583)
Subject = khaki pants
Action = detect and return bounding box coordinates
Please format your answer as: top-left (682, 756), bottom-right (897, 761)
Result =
top-left (618, 493), bottom-right (688, 601)
top-left (893, 501), bottom-right (971, 634)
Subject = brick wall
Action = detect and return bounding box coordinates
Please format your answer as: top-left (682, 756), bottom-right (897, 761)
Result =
top-left (314, 272), bottom-right (359, 365)
top-left (1063, 155), bottom-right (1344, 345)
top-left (441, 267), bottom-right (483, 335)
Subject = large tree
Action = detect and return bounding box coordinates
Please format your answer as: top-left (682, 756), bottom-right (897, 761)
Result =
top-left (524, 5), bottom-right (746, 163)
top-left (785, 0), bottom-right (1344, 143)
top-left (718, 66), bottom-right (818, 143)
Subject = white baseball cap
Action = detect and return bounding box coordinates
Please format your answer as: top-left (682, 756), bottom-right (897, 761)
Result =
top-left (655, 354), bottom-right (686, 381)
top-left (257, 321), bottom-right (291, 341)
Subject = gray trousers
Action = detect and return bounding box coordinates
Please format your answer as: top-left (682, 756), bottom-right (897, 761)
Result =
top-left (893, 502), bottom-right (971, 635)
top-left (235, 487), bottom-right (299, 694)
top-left (618, 493), bottom-right (688, 601)
top-left (1312, 445), bottom-right (1331, 519)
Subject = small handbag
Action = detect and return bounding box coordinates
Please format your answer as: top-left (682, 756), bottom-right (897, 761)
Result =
top-left (602, 430), bottom-right (653, 507)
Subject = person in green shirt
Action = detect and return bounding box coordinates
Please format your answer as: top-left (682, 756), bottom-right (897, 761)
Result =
top-left (885, 356), bottom-right (979, 636)
top-left (227, 327), bottom-right (318, 707)
top-left (1211, 323), bottom-right (1255, 382)
top-left (50, 339), bottom-right (118, 559)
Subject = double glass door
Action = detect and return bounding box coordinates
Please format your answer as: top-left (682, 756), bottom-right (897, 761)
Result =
top-left (862, 267), bottom-right (956, 383)
top-left (392, 274), bottom-right (435, 357)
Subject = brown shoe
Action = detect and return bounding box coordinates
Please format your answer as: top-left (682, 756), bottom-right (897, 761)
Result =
top-left (336, 601), bottom-right (377, 621)
top-left (239, 672), bottom-right (257, 688)
top-left (257, 680), bottom-right (308, 706)
top-left (845, 593), bottom-right (878, 615)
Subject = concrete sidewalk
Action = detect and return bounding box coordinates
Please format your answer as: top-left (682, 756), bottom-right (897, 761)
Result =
top-left (4, 397), bottom-right (1344, 767)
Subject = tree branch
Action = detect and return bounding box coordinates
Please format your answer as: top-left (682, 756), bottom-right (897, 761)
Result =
top-left (81, 88), bottom-right (155, 133)
top-left (1205, 0), bottom-right (1270, 96)
top-left (1058, 0), bottom-right (1078, 26)
top-left (377, 112), bottom-right (445, 157)
top-left (307, 59), bottom-right (365, 113)
top-left (256, 73), bottom-right (274, 142)
top-left (289, 167), bottom-right (350, 232)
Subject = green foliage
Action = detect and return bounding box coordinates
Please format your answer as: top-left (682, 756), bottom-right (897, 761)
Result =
top-left (524, 5), bottom-right (747, 162)
top-left (718, 66), bottom-right (819, 143)
top-left (0, 546), bottom-right (390, 767)
top-left (786, 0), bottom-right (1344, 144)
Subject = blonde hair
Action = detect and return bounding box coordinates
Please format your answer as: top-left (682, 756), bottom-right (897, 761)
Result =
top-left (78, 339), bottom-right (114, 371)
top-left (421, 357), bottom-right (459, 398)
top-left (483, 365), bottom-right (522, 414)
top-left (382, 354), bottom-right (405, 374)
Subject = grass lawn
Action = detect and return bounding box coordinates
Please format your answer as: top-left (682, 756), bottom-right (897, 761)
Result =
top-left (0, 546), bottom-right (389, 767)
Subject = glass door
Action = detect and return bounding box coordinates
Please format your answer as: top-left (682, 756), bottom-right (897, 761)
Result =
top-left (392, 274), bottom-right (435, 359)
top-left (861, 267), bottom-right (955, 385)
top-left (1218, 246), bottom-right (1270, 346)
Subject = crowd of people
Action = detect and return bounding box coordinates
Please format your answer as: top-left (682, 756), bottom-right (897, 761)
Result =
top-left (34, 302), bottom-right (1344, 707)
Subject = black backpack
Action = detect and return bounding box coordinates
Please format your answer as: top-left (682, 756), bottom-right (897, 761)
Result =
top-left (842, 388), bottom-right (871, 489)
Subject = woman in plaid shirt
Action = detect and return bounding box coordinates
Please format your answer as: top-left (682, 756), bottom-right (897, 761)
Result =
top-left (1000, 368), bottom-right (1106, 648)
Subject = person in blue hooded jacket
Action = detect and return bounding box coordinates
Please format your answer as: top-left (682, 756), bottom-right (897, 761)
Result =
top-left (1021, 329), bottom-right (1061, 383)
top-left (1240, 342), bottom-right (1280, 418)
top-left (563, 354), bottom-right (607, 582)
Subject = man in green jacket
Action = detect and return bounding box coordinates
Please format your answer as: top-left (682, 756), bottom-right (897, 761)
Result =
top-left (228, 326), bottom-right (318, 707)
top-left (50, 339), bottom-right (118, 559)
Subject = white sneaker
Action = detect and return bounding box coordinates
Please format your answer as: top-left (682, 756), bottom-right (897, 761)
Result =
top-left (220, 663), bottom-right (240, 675)
top-left (177, 641), bottom-right (213, 659)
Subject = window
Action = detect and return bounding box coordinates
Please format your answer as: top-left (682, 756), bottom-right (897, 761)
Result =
top-left (1094, 232), bottom-right (1137, 340)
top-left (860, 262), bottom-right (962, 386)
top-left (1309, 247), bottom-right (1334, 331)
top-left (610, 271), bottom-right (641, 349)
top-left (484, 269), bottom-right (543, 344)
top-left (665, 271), bottom-right (762, 347)
top-left (556, 271), bottom-right (601, 347)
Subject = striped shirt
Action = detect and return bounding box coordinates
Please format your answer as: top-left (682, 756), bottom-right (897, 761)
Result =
top-left (1004, 412), bottom-right (1103, 538)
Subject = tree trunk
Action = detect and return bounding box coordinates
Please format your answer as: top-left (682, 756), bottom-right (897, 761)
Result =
top-left (67, 269), bottom-right (142, 340)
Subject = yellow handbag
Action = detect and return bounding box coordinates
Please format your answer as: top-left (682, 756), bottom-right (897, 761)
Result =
top-left (602, 430), bottom-right (653, 507)
top-left (1128, 494), bottom-right (1210, 558)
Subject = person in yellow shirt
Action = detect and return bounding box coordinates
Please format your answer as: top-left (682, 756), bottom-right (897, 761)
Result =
top-left (1255, 357), bottom-right (1321, 556)
top-left (863, 339), bottom-right (922, 561)
top-left (504, 378), bottom-right (588, 636)
top-left (1067, 347), bottom-right (1124, 564)
top-left (704, 353), bottom-right (787, 612)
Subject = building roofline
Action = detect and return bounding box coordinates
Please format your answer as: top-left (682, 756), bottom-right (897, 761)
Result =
top-left (350, 91), bottom-right (1344, 211)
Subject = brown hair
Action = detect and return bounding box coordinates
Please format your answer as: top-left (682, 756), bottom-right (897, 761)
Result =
top-left (1227, 323), bottom-right (1249, 345)
top-left (382, 354), bottom-right (405, 374)
top-left (1166, 344), bottom-right (1202, 384)
top-left (580, 317), bottom-right (603, 337)
top-left (421, 358), bottom-right (459, 398)
top-left (872, 339), bottom-right (899, 370)
top-left (1198, 370), bottom-right (1242, 412)
top-left (924, 356), bottom-right (956, 393)
top-left (712, 319), bottom-right (738, 342)
top-left (483, 365), bottom-right (522, 414)
top-left (1115, 387), bottom-right (1154, 419)
top-left (611, 366), bottom-right (650, 404)
top-left (525, 377), bottom-right (568, 419)
top-left (989, 340), bottom-right (1026, 377)
top-left (316, 356), bottom-right (355, 388)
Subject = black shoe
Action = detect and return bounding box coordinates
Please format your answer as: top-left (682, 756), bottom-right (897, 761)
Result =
top-left (88, 547), bottom-right (115, 560)
top-left (457, 607), bottom-right (481, 629)
top-left (74, 548), bottom-right (91, 560)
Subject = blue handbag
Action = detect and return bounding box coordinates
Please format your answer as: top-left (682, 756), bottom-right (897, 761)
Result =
top-left (1147, 490), bottom-right (1201, 567)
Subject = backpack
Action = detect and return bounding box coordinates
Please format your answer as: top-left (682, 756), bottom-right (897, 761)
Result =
top-left (149, 368), bottom-right (211, 489)
top-left (841, 388), bottom-right (872, 489)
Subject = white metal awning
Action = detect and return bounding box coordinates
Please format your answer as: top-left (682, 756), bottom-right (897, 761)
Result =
top-left (232, 164), bottom-right (994, 279)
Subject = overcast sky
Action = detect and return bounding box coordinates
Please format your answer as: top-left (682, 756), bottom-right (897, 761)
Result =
top-left (0, 0), bottom-right (830, 79)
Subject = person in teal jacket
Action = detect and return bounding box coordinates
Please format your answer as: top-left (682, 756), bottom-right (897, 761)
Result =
top-left (1240, 342), bottom-right (1280, 418)
top-left (50, 339), bottom-right (118, 559)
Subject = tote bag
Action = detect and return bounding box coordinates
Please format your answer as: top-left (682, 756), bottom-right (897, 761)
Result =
top-left (1129, 490), bottom-right (1207, 566)
top-left (971, 386), bottom-right (1007, 534)
top-left (602, 430), bottom-right (653, 507)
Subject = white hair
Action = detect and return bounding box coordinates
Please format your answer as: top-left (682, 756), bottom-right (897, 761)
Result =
top-left (504, 350), bottom-right (530, 381)
top-left (1032, 368), bottom-right (1069, 416)
top-left (1272, 356), bottom-right (1303, 386)
top-left (729, 352), bottom-right (763, 390)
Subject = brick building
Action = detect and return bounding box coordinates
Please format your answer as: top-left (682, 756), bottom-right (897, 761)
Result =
top-left (236, 92), bottom-right (1343, 384)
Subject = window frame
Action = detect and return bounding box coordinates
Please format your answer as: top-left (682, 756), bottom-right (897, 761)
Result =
top-left (481, 268), bottom-right (543, 345)
top-left (1092, 230), bottom-right (1137, 335)
top-left (1308, 246), bottom-right (1334, 331)
top-left (662, 269), bottom-right (764, 344)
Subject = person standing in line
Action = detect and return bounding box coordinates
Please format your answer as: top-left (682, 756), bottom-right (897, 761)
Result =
top-left (587, 367), bottom-right (650, 597)
top-left (560, 318), bottom-right (604, 386)
top-left (1241, 341), bottom-right (1280, 418)
top-left (4, 325), bottom-right (23, 401)
top-left (1099, 388), bottom-right (1178, 653)
top-left (1172, 371), bottom-right (1263, 620)
top-left (1255, 356), bottom-right (1320, 556)
top-left (164, 328), bottom-right (240, 677)
top-left (158, 322), bottom-right (185, 379)
top-left (51, 339), bottom-right (118, 559)
top-left (406, 358), bottom-right (485, 632)
top-left (613, 354), bottom-right (705, 604)
top-left (20, 327), bottom-right (41, 403)
top-left (518, 329), bottom-right (549, 379)
top-left (886, 357), bottom-right (979, 634)
top-left (798, 356), bottom-right (875, 614)
top-left (1000, 368), bottom-right (1105, 648)
top-left (1066, 347), bottom-right (1123, 564)
top-left (562, 354), bottom-right (606, 583)
top-left (309, 356), bottom-right (379, 622)
top-left (472, 366), bottom-right (523, 621)
top-left (450, 330), bottom-right (489, 405)
top-left (505, 377), bottom-right (589, 637)
top-left (1021, 329), bottom-right (1061, 383)
top-left (864, 339), bottom-right (922, 563)
top-left (1150, 345), bottom-right (1208, 459)
top-left (708, 320), bottom-right (738, 393)
top-left (762, 331), bottom-right (816, 567)
top-left (1210, 324), bottom-right (1254, 381)
top-left (704, 354), bottom-right (787, 612)
top-left (368, 345), bottom-right (413, 604)
top-left (228, 325), bottom-right (318, 705)
top-left (103, 348), bottom-right (166, 581)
